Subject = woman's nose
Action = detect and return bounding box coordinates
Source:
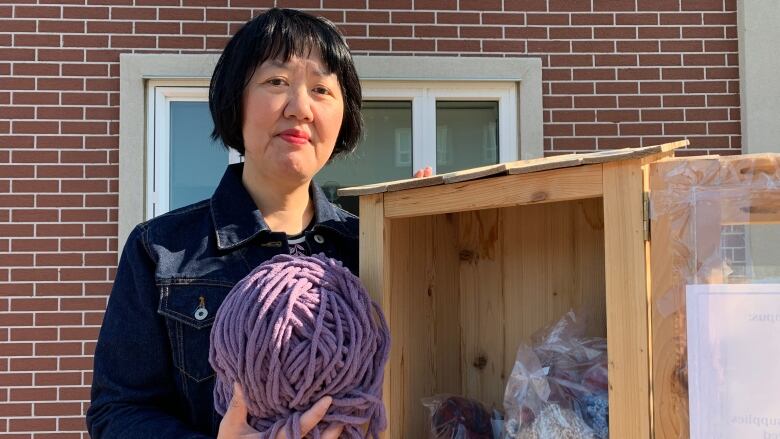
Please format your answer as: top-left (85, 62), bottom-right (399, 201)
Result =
top-left (283, 87), bottom-right (314, 122)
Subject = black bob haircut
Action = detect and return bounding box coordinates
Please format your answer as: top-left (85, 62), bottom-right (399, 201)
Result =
top-left (209, 8), bottom-right (362, 160)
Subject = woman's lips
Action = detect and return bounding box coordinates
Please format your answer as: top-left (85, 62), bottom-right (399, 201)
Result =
top-left (279, 129), bottom-right (309, 145)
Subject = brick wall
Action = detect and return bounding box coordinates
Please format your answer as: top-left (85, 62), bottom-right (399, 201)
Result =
top-left (0, 0), bottom-right (739, 437)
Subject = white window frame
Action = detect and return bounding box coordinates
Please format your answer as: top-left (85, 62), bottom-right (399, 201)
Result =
top-left (145, 80), bottom-right (240, 219)
top-left (362, 81), bottom-right (517, 174)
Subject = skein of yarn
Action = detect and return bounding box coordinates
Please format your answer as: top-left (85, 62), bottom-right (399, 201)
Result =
top-left (209, 253), bottom-right (391, 438)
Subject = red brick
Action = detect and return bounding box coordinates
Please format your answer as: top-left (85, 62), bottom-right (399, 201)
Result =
top-left (663, 95), bottom-right (706, 107)
top-left (708, 121), bottom-right (740, 134)
top-left (483, 40), bottom-right (526, 53)
top-left (59, 386), bottom-right (91, 401)
top-left (391, 11), bottom-right (434, 23)
top-left (593, 0), bottom-right (635, 11)
top-left (2, 105), bottom-right (35, 119)
top-left (85, 194), bottom-right (117, 207)
top-left (60, 121), bottom-right (106, 135)
top-left (640, 81), bottom-right (683, 94)
top-left (0, 195), bottom-right (34, 208)
top-left (0, 165), bottom-right (34, 178)
top-left (63, 6), bottom-right (109, 19)
top-left (35, 342), bottom-right (82, 356)
top-left (11, 268), bottom-right (58, 282)
top-left (619, 95), bottom-right (662, 107)
top-left (683, 53), bottom-right (726, 66)
top-left (36, 224), bottom-right (83, 237)
top-left (682, 26), bottom-right (723, 38)
top-left (598, 137), bottom-right (642, 149)
top-left (10, 328), bottom-right (57, 341)
top-left (504, 0), bottom-right (547, 11)
top-left (109, 35), bottom-right (155, 48)
top-left (0, 402), bottom-right (32, 416)
top-left (323, 0), bottom-right (367, 6)
top-left (9, 417), bottom-right (57, 432)
top-left (392, 38), bottom-right (434, 51)
top-left (707, 67), bottom-right (739, 79)
top-left (595, 54), bottom-right (637, 66)
top-left (685, 108), bottom-right (728, 121)
top-left (0, 311), bottom-right (34, 326)
top-left (615, 40), bottom-right (657, 53)
top-left (135, 21), bottom-right (181, 34)
top-left (86, 78), bottom-right (119, 92)
top-left (38, 20), bottom-right (85, 33)
top-left (35, 313), bottom-right (83, 327)
top-left (482, 12), bottom-right (524, 25)
top-left (597, 110), bottom-right (639, 123)
top-left (12, 179), bottom-right (58, 193)
top-left (660, 40), bottom-right (703, 53)
top-left (552, 110), bottom-right (595, 123)
top-left (0, 77), bottom-right (35, 90)
top-left (638, 0), bottom-right (678, 10)
top-left (85, 223), bottom-right (117, 237)
top-left (60, 267), bottom-right (107, 281)
top-left (61, 238), bottom-right (106, 252)
top-left (616, 13), bottom-right (657, 25)
top-left (682, 0), bottom-right (724, 11)
top-left (462, 25), bottom-right (503, 38)
top-left (38, 48), bottom-right (85, 63)
top-left (665, 122), bottom-right (707, 135)
top-left (62, 35), bottom-right (109, 50)
top-left (159, 36), bottom-right (204, 49)
top-left (15, 6), bottom-right (61, 18)
top-left (13, 62), bottom-right (60, 76)
top-left (575, 123), bottom-right (618, 136)
top-left (85, 49), bottom-right (122, 62)
top-left (595, 27), bottom-right (637, 39)
top-left (414, 25), bottom-right (457, 38)
top-left (346, 38), bottom-right (390, 51)
top-left (0, 18), bottom-right (36, 32)
top-left (182, 22), bottom-right (229, 35)
top-left (704, 12), bottom-right (737, 24)
top-left (10, 357), bottom-right (57, 370)
top-left (659, 12), bottom-right (701, 25)
top-left (528, 41), bottom-right (570, 53)
top-left (436, 12), bottom-right (479, 24)
top-left (35, 253), bottom-right (83, 267)
top-left (36, 283), bottom-right (83, 297)
top-left (572, 13), bottom-right (613, 25)
top-left (12, 209), bottom-right (59, 223)
top-left (662, 67), bottom-right (705, 80)
top-left (553, 137), bottom-right (596, 150)
top-left (10, 298), bottom-right (58, 312)
top-left (202, 8), bottom-right (244, 21)
top-left (505, 26), bottom-right (548, 39)
top-left (620, 123), bottom-right (663, 135)
top-left (573, 41), bottom-right (614, 53)
top-left (61, 327), bottom-right (101, 341)
top-left (684, 81), bottom-right (727, 93)
top-left (437, 39), bottom-right (480, 52)
top-left (34, 402), bottom-right (82, 417)
top-left (527, 13), bottom-right (569, 25)
top-left (549, 26), bottom-right (592, 39)
top-left (704, 40), bottom-right (738, 52)
top-left (0, 48), bottom-right (35, 61)
top-left (87, 20), bottom-right (132, 33)
top-left (550, 0), bottom-right (590, 11)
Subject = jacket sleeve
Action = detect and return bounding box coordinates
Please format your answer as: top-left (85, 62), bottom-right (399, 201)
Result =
top-left (86, 225), bottom-right (213, 439)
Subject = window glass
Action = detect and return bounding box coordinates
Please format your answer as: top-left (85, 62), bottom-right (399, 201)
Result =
top-left (315, 101), bottom-right (413, 214)
top-left (436, 101), bottom-right (499, 174)
top-left (169, 101), bottom-right (228, 210)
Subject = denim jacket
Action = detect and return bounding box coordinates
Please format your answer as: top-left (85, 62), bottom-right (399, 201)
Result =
top-left (86, 163), bottom-right (359, 438)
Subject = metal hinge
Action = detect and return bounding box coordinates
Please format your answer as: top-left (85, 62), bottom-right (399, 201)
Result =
top-left (643, 192), bottom-right (651, 241)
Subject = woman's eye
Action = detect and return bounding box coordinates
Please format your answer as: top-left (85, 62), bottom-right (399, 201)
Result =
top-left (267, 78), bottom-right (286, 86)
top-left (313, 86), bottom-right (330, 95)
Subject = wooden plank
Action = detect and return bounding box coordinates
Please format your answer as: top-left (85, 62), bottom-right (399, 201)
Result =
top-left (338, 174), bottom-right (445, 197)
top-left (341, 140), bottom-right (689, 196)
top-left (384, 164), bottom-right (603, 219)
top-left (358, 194), bottom-right (392, 439)
top-left (457, 209), bottom-right (506, 407)
top-left (603, 159), bottom-right (652, 439)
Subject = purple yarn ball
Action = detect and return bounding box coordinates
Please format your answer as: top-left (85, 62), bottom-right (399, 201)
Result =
top-left (209, 253), bottom-right (391, 438)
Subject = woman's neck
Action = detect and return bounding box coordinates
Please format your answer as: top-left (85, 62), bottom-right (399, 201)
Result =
top-left (241, 167), bottom-right (314, 235)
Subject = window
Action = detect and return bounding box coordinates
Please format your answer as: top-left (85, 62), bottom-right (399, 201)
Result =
top-left (315, 81), bottom-right (518, 213)
top-left (145, 81), bottom-right (241, 219)
top-left (120, 54), bottom-right (542, 247)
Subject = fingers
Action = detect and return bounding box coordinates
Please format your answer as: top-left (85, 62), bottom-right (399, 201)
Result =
top-left (299, 396), bottom-right (333, 435)
top-left (413, 169), bottom-right (423, 178)
top-left (322, 423), bottom-right (344, 439)
top-left (224, 382), bottom-right (248, 421)
top-left (423, 166), bottom-right (432, 177)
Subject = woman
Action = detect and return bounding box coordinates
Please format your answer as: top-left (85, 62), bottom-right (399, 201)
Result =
top-left (87, 8), bottom-right (429, 438)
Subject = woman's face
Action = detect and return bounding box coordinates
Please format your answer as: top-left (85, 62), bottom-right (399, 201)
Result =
top-left (241, 51), bottom-right (344, 187)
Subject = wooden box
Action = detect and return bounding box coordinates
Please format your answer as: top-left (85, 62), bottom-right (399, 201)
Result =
top-left (340, 140), bottom-right (689, 438)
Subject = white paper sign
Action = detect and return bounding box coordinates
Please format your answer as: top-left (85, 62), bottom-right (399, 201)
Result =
top-left (687, 284), bottom-right (780, 439)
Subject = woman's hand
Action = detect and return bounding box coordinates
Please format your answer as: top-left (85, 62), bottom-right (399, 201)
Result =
top-left (413, 166), bottom-right (433, 178)
top-left (217, 383), bottom-right (344, 439)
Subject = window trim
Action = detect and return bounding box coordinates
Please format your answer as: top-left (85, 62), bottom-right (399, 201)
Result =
top-left (120, 54), bottom-right (543, 248)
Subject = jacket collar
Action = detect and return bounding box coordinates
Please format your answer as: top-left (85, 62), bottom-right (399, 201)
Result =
top-left (210, 163), bottom-right (352, 250)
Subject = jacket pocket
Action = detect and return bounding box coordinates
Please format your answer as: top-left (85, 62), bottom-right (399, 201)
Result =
top-left (157, 280), bottom-right (233, 383)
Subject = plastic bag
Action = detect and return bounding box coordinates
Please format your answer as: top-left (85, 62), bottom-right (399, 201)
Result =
top-left (422, 395), bottom-right (494, 439)
top-left (503, 310), bottom-right (608, 439)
